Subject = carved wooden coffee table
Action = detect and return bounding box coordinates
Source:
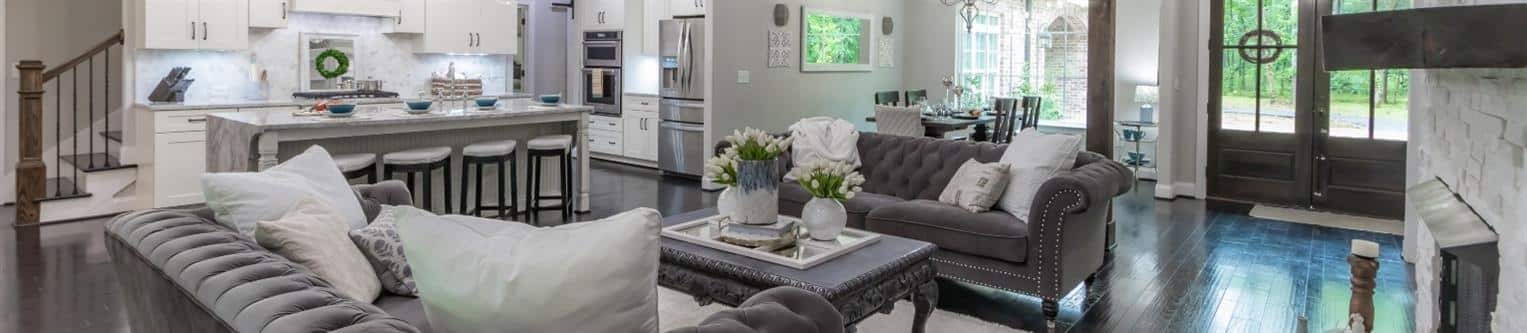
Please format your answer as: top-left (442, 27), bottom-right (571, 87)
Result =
top-left (660, 208), bottom-right (939, 333)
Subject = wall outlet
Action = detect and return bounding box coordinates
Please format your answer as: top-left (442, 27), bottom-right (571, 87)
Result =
top-left (737, 70), bottom-right (750, 84)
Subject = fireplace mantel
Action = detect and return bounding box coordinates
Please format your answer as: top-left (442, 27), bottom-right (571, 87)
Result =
top-left (1321, 4), bottom-right (1527, 70)
top-left (1408, 179), bottom-right (1498, 333)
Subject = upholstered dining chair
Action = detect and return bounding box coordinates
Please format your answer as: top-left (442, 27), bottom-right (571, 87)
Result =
top-left (874, 105), bottom-right (924, 137)
top-left (874, 91), bottom-right (902, 106)
top-left (904, 89), bottom-right (928, 106)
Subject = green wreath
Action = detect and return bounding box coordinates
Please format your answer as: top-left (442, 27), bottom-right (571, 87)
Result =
top-left (314, 49), bottom-right (350, 79)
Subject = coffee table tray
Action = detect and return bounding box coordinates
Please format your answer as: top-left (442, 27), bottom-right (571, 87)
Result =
top-left (662, 214), bottom-right (882, 270)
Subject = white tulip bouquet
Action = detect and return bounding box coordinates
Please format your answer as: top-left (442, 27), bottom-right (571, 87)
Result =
top-left (788, 160), bottom-right (865, 201)
top-left (704, 149), bottom-right (739, 186)
top-left (726, 127), bottom-right (794, 161)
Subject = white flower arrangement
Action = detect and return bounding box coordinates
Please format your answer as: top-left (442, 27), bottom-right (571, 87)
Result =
top-left (726, 127), bottom-right (794, 161)
top-left (788, 160), bottom-right (865, 201)
top-left (704, 149), bottom-right (740, 186)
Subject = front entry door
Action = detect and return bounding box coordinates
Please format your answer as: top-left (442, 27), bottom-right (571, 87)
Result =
top-left (1209, 0), bottom-right (1409, 219)
top-left (1210, 0), bottom-right (1314, 206)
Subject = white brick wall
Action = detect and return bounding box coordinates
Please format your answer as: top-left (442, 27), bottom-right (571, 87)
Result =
top-left (1407, 34), bottom-right (1527, 333)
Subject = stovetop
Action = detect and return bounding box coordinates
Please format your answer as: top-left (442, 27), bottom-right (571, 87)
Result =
top-left (292, 90), bottom-right (400, 100)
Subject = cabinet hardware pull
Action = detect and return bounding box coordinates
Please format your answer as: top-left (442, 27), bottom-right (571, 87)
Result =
top-left (202, 22), bottom-right (208, 40)
top-left (187, 118), bottom-right (207, 123)
top-left (397, 10), bottom-right (402, 24)
top-left (191, 22), bottom-right (196, 40)
top-left (282, 2), bottom-right (288, 19)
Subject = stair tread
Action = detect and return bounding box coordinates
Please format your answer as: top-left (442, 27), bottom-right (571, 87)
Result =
top-left (60, 153), bottom-right (137, 172)
top-left (37, 177), bottom-right (92, 202)
top-left (102, 130), bottom-right (123, 143)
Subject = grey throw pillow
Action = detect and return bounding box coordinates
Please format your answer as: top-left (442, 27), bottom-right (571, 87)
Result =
top-left (938, 159), bottom-right (1012, 213)
top-left (348, 206), bottom-right (416, 296)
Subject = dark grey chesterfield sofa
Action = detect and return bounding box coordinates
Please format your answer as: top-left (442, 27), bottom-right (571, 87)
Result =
top-left (739, 132), bottom-right (1132, 327)
top-left (106, 180), bottom-right (844, 333)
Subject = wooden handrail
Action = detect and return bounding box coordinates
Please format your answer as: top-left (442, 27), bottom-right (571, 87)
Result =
top-left (42, 30), bottom-right (123, 81)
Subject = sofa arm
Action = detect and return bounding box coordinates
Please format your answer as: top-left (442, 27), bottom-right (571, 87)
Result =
top-left (353, 180), bottom-right (413, 221)
top-left (666, 287), bottom-right (844, 333)
top-left (105, 209), bottom-right (419, 333)
top-left (1024, 158), bottom-right (1132, 301)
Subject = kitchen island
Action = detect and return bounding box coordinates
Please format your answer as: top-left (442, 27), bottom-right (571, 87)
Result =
top-left (204, 99), bottom-right (593, 212)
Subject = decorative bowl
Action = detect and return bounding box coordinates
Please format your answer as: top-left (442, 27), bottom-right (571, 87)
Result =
top-left (538, 94), bottom-right (562, 105)
top-left (475, 97), bottom-right (499, 108)
top-left (327, 103), bottom-right (357, 114)
top-left (405, 100), bottom-right (433, 111)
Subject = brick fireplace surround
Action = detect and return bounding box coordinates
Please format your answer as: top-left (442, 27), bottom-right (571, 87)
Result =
top-left (1405, 1), bottom-right (1527, 329)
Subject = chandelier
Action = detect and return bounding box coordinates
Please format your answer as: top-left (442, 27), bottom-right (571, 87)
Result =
top-left (942, 0), bottom-right (1001, 32)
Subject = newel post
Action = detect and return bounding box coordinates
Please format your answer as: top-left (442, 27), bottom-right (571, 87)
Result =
top-left (15, 60), bottom-right (46, 226)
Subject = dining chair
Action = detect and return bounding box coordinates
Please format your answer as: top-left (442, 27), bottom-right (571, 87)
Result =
top-left (904, 89), bottom-right (928, 106)
top-left (875, 91), bottom-right (903, 106)
top-left (874, 105), bottom-right (924, 137)
top-left (992, 97), bottom-right (1021, 144)
top-left (1019, 96), bottom-right (1043, 130)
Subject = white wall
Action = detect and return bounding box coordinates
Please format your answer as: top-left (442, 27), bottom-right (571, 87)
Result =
top-left (1114, 0), bottom-right (1160, 122)
top-left (1159, 0), bottom-right (1208, 198)
top-left (1, 0), bottom-right (9, 204)
top-left (709, 0), bottom-right (907, 137)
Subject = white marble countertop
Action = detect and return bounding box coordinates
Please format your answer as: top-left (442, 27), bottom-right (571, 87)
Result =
top-left (141, 93), bottom-right (534, 111)
top-left (207, 99), bottom-right (591, 131)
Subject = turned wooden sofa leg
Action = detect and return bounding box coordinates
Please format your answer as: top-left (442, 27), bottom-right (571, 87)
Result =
top-left (1043, 299), bottom-right (1059, 333)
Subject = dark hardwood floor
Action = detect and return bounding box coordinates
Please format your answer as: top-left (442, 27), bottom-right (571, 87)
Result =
top-left (0, 161), bottom-right (1412, 332)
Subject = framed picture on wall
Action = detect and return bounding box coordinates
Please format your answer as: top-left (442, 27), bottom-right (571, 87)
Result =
top-left (800, 7), bottom-right (875, 72)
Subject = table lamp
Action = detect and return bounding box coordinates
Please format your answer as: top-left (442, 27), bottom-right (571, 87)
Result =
top-left (1134, 85), bottom-right (1159, 123)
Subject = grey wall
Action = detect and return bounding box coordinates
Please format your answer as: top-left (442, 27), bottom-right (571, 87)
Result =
top-left (1159, 0), bottom-right (1205, 198)
top-left (1114, 0), bottom-right (1161, 122)
top-left (709, 0), bottom-right (907, 137)
top-left (900, 0), bottom-right (958, 104)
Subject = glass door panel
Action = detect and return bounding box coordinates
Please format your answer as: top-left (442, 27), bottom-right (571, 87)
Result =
top-left (1259, 51), bottom-right (1297, 133)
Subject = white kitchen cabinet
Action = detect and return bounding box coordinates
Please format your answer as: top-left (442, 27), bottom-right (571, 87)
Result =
top-left (290, 0), bottom-right (399, 17)
top-left (152, 131), bottom-right (208, 207)
top-left (581, 0), bottom-right (626, 31)
top-left (643, 0), bottom-right (667, 55)
top-left (137, 0), bottom-right (248, 50)
top-left (622, 112), bottom-right (659, 161)
top-left (249, 0), bottom-right (288, 28)
top-left (669, 0), bottom-right (704, 17)
top-left (388, 0), bottom-right (425, 34)
top-left (421, 0), bottom-right (516, 54)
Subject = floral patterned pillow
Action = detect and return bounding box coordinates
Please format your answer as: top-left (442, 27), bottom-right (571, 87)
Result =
top-left (348, 206), bottom-right (416, 296)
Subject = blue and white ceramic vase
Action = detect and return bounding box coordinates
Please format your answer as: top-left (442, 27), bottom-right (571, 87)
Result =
top-left (732, 159), bottom-right (779, 225)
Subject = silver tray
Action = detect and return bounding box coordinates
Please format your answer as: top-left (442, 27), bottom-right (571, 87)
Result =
top-left (662, 214), bottom-right (882, 270)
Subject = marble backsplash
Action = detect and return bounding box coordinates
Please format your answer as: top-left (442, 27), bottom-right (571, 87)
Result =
top-left (135, 12), bottom-right (511, 104)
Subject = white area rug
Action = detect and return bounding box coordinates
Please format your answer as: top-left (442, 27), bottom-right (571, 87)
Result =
top-left (657, 287), bottom-right (1029, 333)
top-left (1249, 205), bottom-right (1403, 235)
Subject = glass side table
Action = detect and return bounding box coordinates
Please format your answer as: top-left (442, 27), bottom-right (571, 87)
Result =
top-left (1115, 120), bottom-right (1158, 182)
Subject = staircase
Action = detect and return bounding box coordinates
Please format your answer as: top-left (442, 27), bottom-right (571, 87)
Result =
top-left (14, 30), bottom-right (136, 226)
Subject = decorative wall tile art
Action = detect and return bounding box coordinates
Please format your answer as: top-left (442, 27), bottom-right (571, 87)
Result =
top-left (768, 30), bottom-right (794, 68)
top-left (879, 37), bottom-right (895, 68)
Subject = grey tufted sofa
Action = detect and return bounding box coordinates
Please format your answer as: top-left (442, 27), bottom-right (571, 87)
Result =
top-left (732, 132), bottom-right (1132, 327)
top-left (107, 180), bottom-right (845, 333)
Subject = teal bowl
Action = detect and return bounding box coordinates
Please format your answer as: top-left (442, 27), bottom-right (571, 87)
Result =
top-left (328, 104), bottom-right (356, 114)
top-left (475, 98), bottom-right (499, 108)
top-left (405, 100), bottom-right (433, 111)
top-left (538, 95), bottom-right (561, 104)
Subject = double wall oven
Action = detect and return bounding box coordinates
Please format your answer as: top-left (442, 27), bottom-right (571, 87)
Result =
top-left (582, 31), bottom-right (622, 116)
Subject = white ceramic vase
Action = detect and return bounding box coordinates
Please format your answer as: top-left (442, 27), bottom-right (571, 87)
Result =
top-left (717, 187), bottom-right (737, 216)
top-left (802, 197), bottom-right (847, 241)
top-left (732, 159), bottom-right (780, 225)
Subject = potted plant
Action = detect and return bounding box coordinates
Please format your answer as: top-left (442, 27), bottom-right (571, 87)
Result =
top-left (723, 128), bottom-right (793, 225)
top-left (703, 149), bottom-right (740, 216)
top-left (788, 160), bottom-right (865, 240)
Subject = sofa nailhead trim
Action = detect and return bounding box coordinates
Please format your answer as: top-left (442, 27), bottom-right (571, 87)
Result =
top-left (1038, 189), bottom-right (1082, 300)
top-left (937, 274), bottom-right (1053, 301)
top-left (930, 257), bottom-right (1036, 281)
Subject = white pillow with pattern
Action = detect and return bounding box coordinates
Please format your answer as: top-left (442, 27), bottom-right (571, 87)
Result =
top-left (939, 159), bottom-right (1012, 213)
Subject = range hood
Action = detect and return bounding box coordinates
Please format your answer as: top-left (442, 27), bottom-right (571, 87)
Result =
top-left (1320, 4), bottom-right (1527, 70)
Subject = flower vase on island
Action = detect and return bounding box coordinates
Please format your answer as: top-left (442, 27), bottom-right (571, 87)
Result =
top-left (789, 160), bottom-right (865, 241)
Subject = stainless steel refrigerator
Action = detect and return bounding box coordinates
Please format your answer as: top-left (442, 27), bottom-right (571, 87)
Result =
top-left (658, 18), bottom-right (707, 177)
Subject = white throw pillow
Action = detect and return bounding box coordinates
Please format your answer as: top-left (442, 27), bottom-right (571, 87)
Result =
top-left (395, 206), bottom-right (662, 333)
top-left (996, 131), bottom-right (1082, 222)
top-left (939, 159), bottom-right (1012, 213)
top-left (255, 198), bottom-right (381, 303)
top-left (202, 145), bottom-right (368, 235)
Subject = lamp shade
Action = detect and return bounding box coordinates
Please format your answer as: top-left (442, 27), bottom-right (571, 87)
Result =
top-left (1133, 85), bottom-right (1159, 104)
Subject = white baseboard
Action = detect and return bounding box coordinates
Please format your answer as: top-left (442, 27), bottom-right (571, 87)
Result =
top-left (1153, 181), bottom-right (1203, 200)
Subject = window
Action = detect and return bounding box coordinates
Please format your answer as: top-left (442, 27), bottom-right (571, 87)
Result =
top-left (956, 1), bottom-right (1090, 126)
top-left (802, 8), bottom-right (874, 72)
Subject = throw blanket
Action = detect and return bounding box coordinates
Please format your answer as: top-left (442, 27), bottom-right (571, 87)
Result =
top-left (787, 117), bottom-right (861, 179)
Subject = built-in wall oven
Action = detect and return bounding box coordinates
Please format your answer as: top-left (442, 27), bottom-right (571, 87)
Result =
top-left (582, 31), bottom-right (623, 116)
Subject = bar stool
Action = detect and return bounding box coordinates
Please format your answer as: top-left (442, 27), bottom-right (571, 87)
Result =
top-left (383, 147), bottom-right (453, 213)
top-left (525, 134), bottom-right (573, 224)
top-left (334, 153), bottom-right (379, 183)
top-left (458, 140), bottom-right (519, 219)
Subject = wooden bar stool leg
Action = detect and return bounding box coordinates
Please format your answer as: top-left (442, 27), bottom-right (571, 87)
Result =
top-left (561, 153), bottom-right (572, 221)
top-left (497, 160), bottom-right (507, 219)
top-left (443, 160), bottom-right (453, 215)
top-left (406, 171), bottom-right (417, 205)
top-left (422, 169), bottom-right (433, 212)
top-left (458, 161), bottom-right (470, 215)
top-left (509, 156), bottom-right (519, 220)
top-left (528, 155), bottom-right (541, 225)
top-left (475, 163), bottom-right (485, 217)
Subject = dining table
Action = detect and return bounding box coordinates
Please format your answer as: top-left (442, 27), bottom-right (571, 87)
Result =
top-left (864, 114), bottom-right (999, 141)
